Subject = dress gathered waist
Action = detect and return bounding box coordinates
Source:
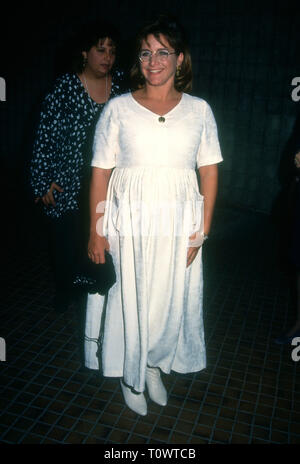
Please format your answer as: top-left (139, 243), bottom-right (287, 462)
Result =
top-left (109, 165), bottom-right (203, 201)
top-left (114, 165), bottom-right (197, 171)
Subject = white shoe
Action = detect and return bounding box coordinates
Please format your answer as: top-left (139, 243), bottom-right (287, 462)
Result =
top-left (120, 380), bottom-right (147, 416)
top-left (145, 367), bottom-right (167, 406)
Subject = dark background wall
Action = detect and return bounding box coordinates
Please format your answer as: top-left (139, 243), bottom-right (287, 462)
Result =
top-left (1, 0), bottom-right (300, 219)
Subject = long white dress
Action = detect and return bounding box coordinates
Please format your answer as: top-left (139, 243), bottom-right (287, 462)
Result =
top-left (84, 92), bottom-right (222, 392)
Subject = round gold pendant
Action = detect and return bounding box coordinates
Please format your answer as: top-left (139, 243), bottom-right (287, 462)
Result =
top-left (158, 116), bottom-right (165, 123)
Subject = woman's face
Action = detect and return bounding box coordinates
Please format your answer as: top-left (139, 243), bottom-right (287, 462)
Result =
top-left (139, 34), bottom-right (183, 89)
top-left (83, 37), bottom-right (116, 77)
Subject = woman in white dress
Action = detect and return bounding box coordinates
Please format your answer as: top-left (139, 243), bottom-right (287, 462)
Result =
top-left (85, 15), bottom-right (223, 415)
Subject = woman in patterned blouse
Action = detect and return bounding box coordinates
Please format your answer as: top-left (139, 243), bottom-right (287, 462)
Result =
top-left (30, 20), bottom-right (126, 312)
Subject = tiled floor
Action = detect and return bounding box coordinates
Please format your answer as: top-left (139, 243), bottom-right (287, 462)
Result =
top-left (1, 205), bottom-right (300, 444)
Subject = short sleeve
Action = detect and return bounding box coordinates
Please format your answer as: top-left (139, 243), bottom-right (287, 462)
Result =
top-left (196, 102), bottom-right (223, 168)
top-left (91, 99), bottom-right (119, 169)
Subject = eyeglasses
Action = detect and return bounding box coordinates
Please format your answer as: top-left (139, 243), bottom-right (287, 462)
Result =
top-left (139, 49), bottom-right (176, 63)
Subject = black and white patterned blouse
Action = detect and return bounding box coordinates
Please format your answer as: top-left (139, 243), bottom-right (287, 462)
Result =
top-left (30, 71), bottom-right (126, 218)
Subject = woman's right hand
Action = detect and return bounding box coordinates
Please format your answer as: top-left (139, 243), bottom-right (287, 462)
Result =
top-left (35, 182), bottom-right (64, 206)
top-left (88, 233), bottom-right (110, 264)
top-left (295, 152), bottom-right (300, 169)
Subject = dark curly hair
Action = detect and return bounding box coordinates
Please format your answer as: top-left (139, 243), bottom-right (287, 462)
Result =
top-left (130, 15), bottom-right (192, 93)
top-left (70, 20), bottom-right (120, 73)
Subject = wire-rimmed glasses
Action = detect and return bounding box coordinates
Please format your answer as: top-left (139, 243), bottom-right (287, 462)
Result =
top-left (139, 49), bottom-right (176, 63)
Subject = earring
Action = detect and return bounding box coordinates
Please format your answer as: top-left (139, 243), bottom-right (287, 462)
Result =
top-left (83, 57), bottom-right (88, 69)
top-left (176, 65), bottom-right (181, 77)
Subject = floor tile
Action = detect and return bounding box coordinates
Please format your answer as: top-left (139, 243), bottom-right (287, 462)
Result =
top-left (1, 207), bottom-right (299, 444)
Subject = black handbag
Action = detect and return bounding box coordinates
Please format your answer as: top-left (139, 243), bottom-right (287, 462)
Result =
top-left (74, 250), bottom-right (116, 295)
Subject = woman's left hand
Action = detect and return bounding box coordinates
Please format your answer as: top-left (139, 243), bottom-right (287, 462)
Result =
top-left (186, 245), bottom-right (200, 268)
top-left (186, 231), bottom-right (202, 267)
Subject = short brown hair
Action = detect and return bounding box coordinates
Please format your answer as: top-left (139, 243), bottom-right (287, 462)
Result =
top-left (130, 15), bottom-right (192, 93)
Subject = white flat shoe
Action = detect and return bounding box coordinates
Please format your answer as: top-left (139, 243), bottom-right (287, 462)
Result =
top-left (145, 367), bottom-right (167, 406)
top-left (120, 380), bottom-right (147, 416)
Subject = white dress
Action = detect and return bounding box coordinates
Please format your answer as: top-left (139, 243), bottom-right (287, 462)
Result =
top-left (84, 92), bottom-right (222, 392)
